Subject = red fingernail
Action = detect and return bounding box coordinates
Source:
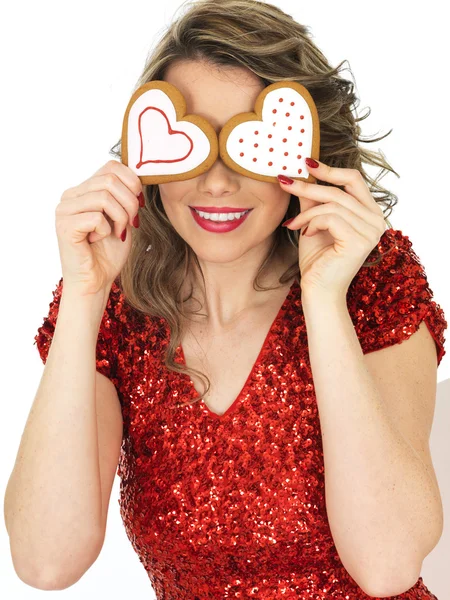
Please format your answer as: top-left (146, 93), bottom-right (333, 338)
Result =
top-left (133, 213), bottom-right (140, 228)
top-left (121, 228), bottom-right (127, 242)
top-left (302, 226), bottom-right (309, 236)
top-left (277, 174), bottom-right (294, 185)
top-left (305, 158), bottom-right (319, 168)
top-left (282, 217), bottom-right (295, 227)
top-left (138, 191), bottom-right (145, 207)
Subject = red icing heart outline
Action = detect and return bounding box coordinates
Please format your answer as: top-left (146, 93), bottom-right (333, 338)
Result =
top-left (136, 106), bottom-right (194, 169)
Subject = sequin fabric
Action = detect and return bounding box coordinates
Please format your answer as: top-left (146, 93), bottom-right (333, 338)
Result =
top-left (34, 228), bottom-right (446, 599)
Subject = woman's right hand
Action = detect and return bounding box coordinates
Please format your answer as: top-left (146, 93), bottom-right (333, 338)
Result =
top-left (55, 160), bottom-right (143, 296)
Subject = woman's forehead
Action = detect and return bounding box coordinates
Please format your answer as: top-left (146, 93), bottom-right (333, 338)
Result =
top-left (163, 60), bottom-right (264, 130)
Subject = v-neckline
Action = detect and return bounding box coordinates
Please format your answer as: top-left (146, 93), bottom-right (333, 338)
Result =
top-left (178, 279), bottom-right (300, 419)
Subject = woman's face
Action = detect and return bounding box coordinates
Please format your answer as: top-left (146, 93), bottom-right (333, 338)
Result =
top-left (158, 59), bottom-right (292, 266)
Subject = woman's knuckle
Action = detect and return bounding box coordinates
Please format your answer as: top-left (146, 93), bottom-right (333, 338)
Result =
top-left (98, 189), bottom-right (111, 204)
top-left (104, 172), bottom-right (117, 186)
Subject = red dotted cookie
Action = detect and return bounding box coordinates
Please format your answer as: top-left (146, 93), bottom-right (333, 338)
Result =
top-left (218, 81), bottom-right (320, 183)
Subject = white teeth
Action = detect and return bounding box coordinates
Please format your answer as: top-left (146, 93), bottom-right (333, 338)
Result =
top-left (194, 209), bottom-right (249, 221)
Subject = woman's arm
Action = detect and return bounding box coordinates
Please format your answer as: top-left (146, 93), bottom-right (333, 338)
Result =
top-left (301, 290), bottom-right (442, 598)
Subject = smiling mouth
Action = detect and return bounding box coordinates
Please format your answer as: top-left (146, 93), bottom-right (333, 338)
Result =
top-left (189, 206), bottom-right (252, 213)
top-left (190, 207), bottom-right (252, 221)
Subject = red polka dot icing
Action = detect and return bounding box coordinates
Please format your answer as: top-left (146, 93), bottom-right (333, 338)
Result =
top-left (225, 86), bottom-right (315, 179)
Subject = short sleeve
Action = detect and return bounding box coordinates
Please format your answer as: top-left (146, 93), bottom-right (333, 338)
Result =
top-left (34, 276), bottom-right (125, 384)
top-left (348, 228), bottom-right (447, 366)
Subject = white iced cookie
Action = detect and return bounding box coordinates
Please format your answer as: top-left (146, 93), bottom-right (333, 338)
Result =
top-left (121, 81), bottom-right (219, 184)
top-left (219, 81), bottom-right (320, 183)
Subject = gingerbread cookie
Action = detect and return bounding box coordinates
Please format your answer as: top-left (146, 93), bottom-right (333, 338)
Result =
top-left (121, 80), bottom-right (219, 184)
top-left (219, 81), bottom-right (320, 183)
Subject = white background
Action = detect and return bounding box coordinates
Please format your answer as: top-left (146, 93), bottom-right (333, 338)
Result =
top-left (1, 0), bottom-right (449, 598)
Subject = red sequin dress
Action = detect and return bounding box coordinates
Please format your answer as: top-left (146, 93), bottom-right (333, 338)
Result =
top-left (35, 229), bottom-right (446, 599)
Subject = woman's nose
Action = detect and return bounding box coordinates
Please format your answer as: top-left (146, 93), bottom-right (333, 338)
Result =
top-left (199, 158), bottom-right (240, 192)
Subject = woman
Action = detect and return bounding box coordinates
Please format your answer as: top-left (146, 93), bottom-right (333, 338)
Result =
top-left (6, 0), bottom-right (446, 597)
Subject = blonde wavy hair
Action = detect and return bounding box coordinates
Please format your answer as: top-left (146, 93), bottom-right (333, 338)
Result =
top-left (109, 0), bottom-right (397, 405)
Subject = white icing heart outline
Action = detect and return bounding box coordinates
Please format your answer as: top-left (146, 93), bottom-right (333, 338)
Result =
top-left (219, 81), bottom-right (320, 184)
top-left (122, 80), bottom-right (219, 184)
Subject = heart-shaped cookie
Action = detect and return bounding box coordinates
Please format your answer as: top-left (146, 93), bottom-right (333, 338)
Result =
top-left (121, 81), bottom-right (219, 184)
top-left (219, 81), bottom-right (320, 183)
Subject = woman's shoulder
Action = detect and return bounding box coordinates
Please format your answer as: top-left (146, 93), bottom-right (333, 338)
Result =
top-left (347, 228), bottom-right (447, 363)
top-left (34, 276), bottom-right (167, 382)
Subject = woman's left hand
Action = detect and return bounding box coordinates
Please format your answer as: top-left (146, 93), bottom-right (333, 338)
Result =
top-left (278, 159), bottom-right (387, 298)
